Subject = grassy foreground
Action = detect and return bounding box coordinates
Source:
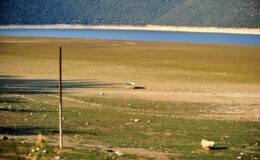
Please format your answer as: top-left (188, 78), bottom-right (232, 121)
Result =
top-left (0, 36), bottom-right (259, 159)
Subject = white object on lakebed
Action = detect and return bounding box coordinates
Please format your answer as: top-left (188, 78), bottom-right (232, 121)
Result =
top-left (125, 82), bottom-right (136, 89)
top-left (201, 139), bottom-right (215, 150)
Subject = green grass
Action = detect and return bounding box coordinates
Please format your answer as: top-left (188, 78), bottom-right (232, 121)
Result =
top-left (0, 139), bottom-right (31, 160)
top-left (0, 94), bottom-right (259, 159)
top-left (0, 139), bottom-right (130, 160)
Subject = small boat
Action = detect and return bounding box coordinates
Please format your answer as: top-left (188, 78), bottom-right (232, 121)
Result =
top-left (125, 83), bottom-right (136, 89)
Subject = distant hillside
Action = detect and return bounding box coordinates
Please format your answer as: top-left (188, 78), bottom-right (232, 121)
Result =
top-left (0, 0), bottom-right (260, 28)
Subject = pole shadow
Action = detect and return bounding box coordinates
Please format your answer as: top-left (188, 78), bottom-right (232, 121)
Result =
top-left (0, 75), bottom-right (122, 95)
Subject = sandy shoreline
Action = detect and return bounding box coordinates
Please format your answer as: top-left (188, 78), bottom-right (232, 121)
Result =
top-left (0, 24), bottom-right (260, 35)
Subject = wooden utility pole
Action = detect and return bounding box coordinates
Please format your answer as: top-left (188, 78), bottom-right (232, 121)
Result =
top-left (59, 46), bottom-right (63, 149)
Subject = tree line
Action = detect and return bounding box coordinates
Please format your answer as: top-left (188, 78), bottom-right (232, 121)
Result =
top-left (0, 0), bottom-right (259, 28)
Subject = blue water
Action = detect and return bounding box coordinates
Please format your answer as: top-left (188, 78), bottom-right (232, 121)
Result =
top-left (0, 29), bottom-right (260, 45)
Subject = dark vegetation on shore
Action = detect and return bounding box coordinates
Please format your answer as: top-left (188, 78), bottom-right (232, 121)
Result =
top-left (0, 0), bottom-right (260, 28)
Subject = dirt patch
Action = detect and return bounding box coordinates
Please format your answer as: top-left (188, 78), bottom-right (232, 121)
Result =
top-left (0, 153), bottom-right (19, 160)
top-left (192, 149), bottom-right (209, 154)
top-left (0, 41), bottom-right (47, 43)
top-left (54, 148), bottom-right (76, 154)
top-left (81, 142), bottom-right (176, 160)
top-left (144, 131), bottom-right (173, 137)
top-left (128, 110), bottom-right (260, 122)
top-left (112, 147), bottom-right (175, 160)
top-left (124, 41), bottom-right (136, 45)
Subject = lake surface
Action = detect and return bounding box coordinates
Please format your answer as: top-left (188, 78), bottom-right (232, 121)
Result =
top-left (0, 29), bottom-right (260, 45)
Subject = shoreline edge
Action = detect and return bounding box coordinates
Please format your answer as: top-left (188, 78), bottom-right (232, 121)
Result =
top-left (0, 24), bottom-right (260, 35)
